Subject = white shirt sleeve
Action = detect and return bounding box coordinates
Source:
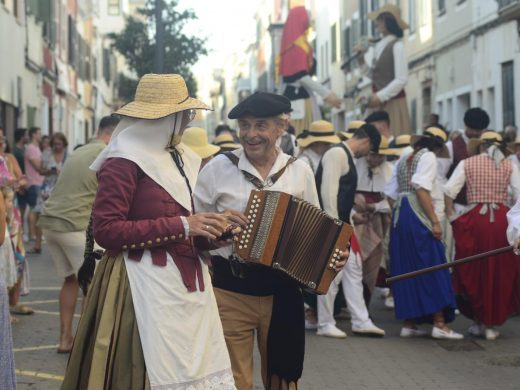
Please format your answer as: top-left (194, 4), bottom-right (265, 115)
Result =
top-left (443, 160), bottom-right (466, 200)
top-left (446, 140), bottom-right (454, 166)
top-left (375, 41), bottom-right (408, 102)
top-left (320, 147), bottom-right (349, 218)
top-left (411, 152), bottom-right (436, 192)
top-left (298, 75), bottom-right (331, 98)
top-left (384, 161), bottom-right (399, 200)
top-left (301, 163), bottom-right (320, 208)
top-left (193, 162), bottom-right (218, 213)
top-left (510, 163), bottom-right (520, 202)
top-left (507, 197), bottom-right (520, 244)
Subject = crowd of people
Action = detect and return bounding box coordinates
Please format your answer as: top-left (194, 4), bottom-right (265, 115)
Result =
top-left (0, 4), bottom-right (519, 389)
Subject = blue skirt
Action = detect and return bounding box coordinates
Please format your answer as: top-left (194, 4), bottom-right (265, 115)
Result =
top-left (390, 197), bottom-right (456, 323)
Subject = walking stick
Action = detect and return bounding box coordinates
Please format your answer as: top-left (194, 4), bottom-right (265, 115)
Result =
top-left (386, 245), bottom-right (514, 284)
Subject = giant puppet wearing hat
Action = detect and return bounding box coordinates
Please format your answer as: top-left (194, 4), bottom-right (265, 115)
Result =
top-left (355, 4), bottom-right (411, 136)
top-left (278, 6), bottom-right (343, 135)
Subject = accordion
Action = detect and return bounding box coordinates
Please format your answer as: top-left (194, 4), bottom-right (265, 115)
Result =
top-left (234, 190), bottom-right (353, 294)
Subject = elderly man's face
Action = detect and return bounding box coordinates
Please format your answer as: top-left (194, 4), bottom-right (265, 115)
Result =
top-left (238, 116), bottom-right (284, 162)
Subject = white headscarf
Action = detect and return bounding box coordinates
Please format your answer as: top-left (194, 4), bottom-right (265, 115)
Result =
top-left (485, 144), bottom-right (505, 168)
top-left (90, 113), bottom-right (201, 212)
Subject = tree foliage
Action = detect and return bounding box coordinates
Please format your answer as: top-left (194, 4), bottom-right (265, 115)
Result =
top-left (108, 0), bottom-right (207, 101)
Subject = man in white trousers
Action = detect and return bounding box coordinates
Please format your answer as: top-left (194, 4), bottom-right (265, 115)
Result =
top-left (315, 123), bottom-right (386, 338)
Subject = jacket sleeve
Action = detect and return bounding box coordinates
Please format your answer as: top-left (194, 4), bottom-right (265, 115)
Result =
top-left (92, 158), bottom-right (186, 251)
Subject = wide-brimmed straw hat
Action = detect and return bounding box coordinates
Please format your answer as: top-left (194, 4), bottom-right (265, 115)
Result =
top-left (368, 4), bottom-right (409, 31)
top-left (388, 134), bottom-right (411, 155)
top-left (467, 131), bottom-right (503, 157)
top-left (297, 120), bottom-right (341, 148)
top-left (181, 127), bottom-right (220, 159)
top-left (411, 127), bottom-right (450, 158)
top-left (114, 74), bottom-right (211, 120)
top-left (213, 133), bottom-right (241, 150)
top-left (339, 120), bottom-right (366, 140)
top-left (376, 136), bottom-right (401, 156)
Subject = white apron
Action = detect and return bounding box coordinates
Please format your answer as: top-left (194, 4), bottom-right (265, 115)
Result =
top-left (124, 251), bottom-right (236, 390)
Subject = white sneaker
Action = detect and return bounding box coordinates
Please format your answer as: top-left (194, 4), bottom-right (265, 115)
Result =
top-left (352, 323), bottom-right (385, 337)
top-left (384, 296), bottom-right (395, 309)
top-left (467, 323), bottom-right (484, 337)
top-left (316, 324), bottom-right (347, 339)
top-left (400, 327), bottom-right (428, 338)
top-left (379, 287), bottom-right (390, 298)
top-left (431, 326), bottom-right (464, 340)
top-left (485, 328), bottom-right (500, 340)
top-left (305, 319), bottom-right (318, 330)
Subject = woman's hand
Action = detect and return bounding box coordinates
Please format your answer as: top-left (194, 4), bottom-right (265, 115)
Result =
top-left (367, 94), bottom-right (382, 108)
top-left (514, 237), bottom-right (520, 256)
top-left (352, 212), bottom-right (369, 225)
top-left (186, 212), bottom-right (228, 240)
top-left (432, 221), bottom-right (443, 240)
top-left (221, 209), bottom-right (249, 228)
top-left (324, 92), bottom-right (342, 109)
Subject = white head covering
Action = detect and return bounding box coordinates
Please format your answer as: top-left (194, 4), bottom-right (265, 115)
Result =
top-left (90, 113), bottom-right (201, 212)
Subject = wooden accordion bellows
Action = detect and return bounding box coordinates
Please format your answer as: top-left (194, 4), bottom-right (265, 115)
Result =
top-left (234, 190), bottom-right (353, 294)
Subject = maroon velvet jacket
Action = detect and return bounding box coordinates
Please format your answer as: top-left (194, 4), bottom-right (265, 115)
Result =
top-left (92, 157), bottom-right (204, 292)
top-left (447, 135), bottom-right (468, 205)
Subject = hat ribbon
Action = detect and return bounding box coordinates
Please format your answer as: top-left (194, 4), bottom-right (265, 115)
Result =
top-left (214, 140), bottom-right (237, 146)
top-left (297, 130), bottom-right (336, 139)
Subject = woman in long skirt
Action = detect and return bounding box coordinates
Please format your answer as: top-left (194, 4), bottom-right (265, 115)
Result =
top-left (61, 74), bottom-right (238, 390)
top-left (385, 127), bottom-right (463, 339)
top-left (445, 131), bottom-right (520, 340)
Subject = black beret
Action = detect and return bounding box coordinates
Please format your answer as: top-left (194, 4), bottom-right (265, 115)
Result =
top-left (464, 108), bottom-right (490, 130)
top-left (365, 110), bottom-right (390, 124)
top-left (228, 92), bottom-right (292, 119)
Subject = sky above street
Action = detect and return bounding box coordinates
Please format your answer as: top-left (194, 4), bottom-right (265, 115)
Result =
top-left (178, 0), bottom-right (262, 73)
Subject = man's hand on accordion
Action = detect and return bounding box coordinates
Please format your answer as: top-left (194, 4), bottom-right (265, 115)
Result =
top-left (335, 249), bottom-right (349, 272)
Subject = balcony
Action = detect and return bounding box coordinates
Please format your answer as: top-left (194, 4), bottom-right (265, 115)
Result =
top-left (497, 0), bottom-right (520, 21)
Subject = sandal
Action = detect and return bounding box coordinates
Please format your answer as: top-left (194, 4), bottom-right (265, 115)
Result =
top-left (10, 315), bottom-right (19, 324)
top-left (27, 247), bottom-right (42, 254)
top-left (10, 304), bottom-right (35, 315)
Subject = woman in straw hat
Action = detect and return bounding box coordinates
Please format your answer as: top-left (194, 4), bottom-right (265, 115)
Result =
top-left (356, 4), bottom-right (411, 136)
top-left (278, 6), bottom-right (342, 135)
top-left (385, 127), bottom-right (463, 339)
top-left (213, 133), bottom-right (241, 154)
top-left (444, 131), bottom-right (520, 340)
top-left (182, 127), bottom-right (221, 169)
top-left (62, 74), bottom-right (237, 389)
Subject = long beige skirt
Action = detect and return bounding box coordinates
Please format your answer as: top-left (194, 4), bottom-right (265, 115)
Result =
top-left (61, 255), bottom-right (150, 390)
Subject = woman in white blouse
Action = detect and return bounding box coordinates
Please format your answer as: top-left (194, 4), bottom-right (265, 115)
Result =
top-left (445, 131), bottom-right (520, 340)
top-left (385, 127), bottom-right (462, 340)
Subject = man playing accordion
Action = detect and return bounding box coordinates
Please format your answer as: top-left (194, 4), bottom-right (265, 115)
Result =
top-left (194, 92), bottom-right (348, 390)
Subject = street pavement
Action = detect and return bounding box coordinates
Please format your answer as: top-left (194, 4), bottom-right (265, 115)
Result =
top-left (11, 246), bottom-right (520, 390)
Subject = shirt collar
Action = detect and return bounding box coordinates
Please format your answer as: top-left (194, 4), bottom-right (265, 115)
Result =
top-left (234, 147), bottom-right (290, 181)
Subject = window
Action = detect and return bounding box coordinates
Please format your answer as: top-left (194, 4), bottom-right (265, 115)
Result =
top-left (370, 0), bottom-right (379, 37)
top-left (331, 23), bottom-right (337, 64)
top-left (108, 0), bottom-right (120, 16)
top-left (103, 48), bottom-right (111, 83)
top-left (502, 61), bottom-right (516, 127)
top-left (68, 16), bottom-right (76, 68)
top-left (408, 0), bottom-right (416, 34)
top-left (359, 1), bottom-right (368, 37)
top-left (422, 85), bottom-right (432, 127)
top-left (438, 0), bottom-right (446, 15)
top-left (343, 25), bottom-right (351, 60)
top-left (411, 99), bottom-right (417, 133)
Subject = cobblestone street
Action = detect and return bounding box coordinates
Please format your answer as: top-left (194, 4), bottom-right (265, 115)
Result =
top-left (10, 247), bottom-right (520, 389)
